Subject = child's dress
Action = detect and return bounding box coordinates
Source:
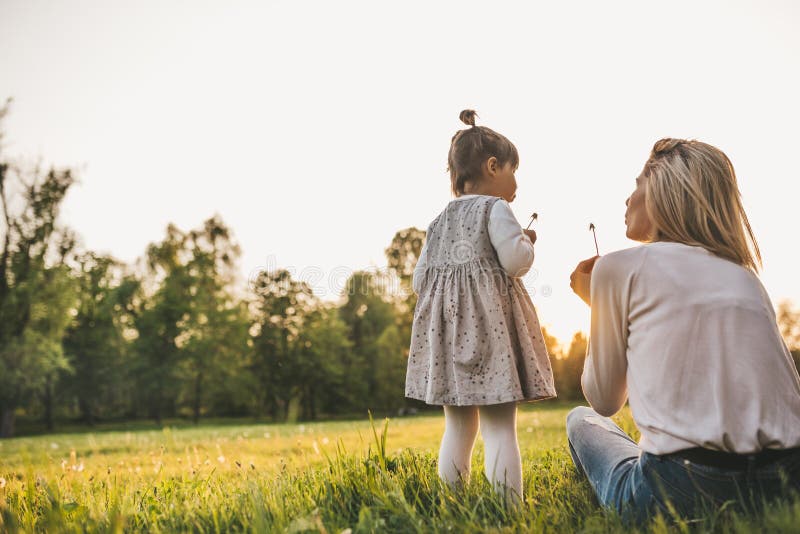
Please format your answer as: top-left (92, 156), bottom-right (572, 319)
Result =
top-left (405, 194), bottom-right (557, 406)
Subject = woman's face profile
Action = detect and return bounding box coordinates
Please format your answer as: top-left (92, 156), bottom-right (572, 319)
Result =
top-left (625, 175), bottom-right (655, 242)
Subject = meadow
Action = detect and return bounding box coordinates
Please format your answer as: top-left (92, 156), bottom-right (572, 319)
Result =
top-left (1, 402), bottom-right (799, 533)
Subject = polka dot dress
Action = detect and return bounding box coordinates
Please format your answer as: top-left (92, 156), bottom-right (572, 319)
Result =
top-left (405, 195), bottom-right (557, 406)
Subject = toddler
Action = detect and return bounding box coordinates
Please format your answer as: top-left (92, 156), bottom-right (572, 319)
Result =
top-left (406, 110), bottom-right (556, 502)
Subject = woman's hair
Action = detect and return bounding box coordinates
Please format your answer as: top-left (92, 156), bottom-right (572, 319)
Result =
top-left (642, 138), bottom-right (762, 271)
top-left (447, 110), bottom-right (519, 196)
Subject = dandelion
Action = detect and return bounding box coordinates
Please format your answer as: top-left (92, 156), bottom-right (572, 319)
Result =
top-left (589, 223), bottom-right (599, 255)
top-left (217, 455), bottom-right (226, 463)
top-left (263, 432), bottom-right (271, 439)
top-left (321, 437), bottom-right (330, 445)
top-left (526, 212), bottom-right (538, 230)
top-left (0, 477), bottom-right (6, 488)
top-left (50, 442), bottom-right (59, 450)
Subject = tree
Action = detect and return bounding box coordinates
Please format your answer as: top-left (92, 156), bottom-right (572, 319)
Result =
top-left (132, 224), bottom-right (193, 425)
top-left (0, 99), bottom-right (78, 437)
top-left (174, 216), bottom-right (249, 423)
top-left (61, 253), bottom-right (138, 425)
top-left (384, 228), bottom-right (425, 410)
top-left (293, 304), bottom-right (352, 420)
top-left (249, 268), bottom-right (316, 421)
top-left (777, 300), bottom-right (800, 372)
top-left (558, 332), bottom-right (588, 401)
top-left (338, 271), bottom-right (396, 412)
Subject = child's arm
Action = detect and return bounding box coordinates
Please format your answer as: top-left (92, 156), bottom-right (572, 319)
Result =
top-left (487, 200), bottom-right (535, 277)
top-left (411, 241), bottom-right (429, 295)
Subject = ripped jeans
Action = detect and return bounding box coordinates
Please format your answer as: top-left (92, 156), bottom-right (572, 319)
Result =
top-left (566, 406), bottom-right (800, 524)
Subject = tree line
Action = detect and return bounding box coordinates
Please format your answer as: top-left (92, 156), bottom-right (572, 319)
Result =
top-left (2, 101), bottom-right (798, 438)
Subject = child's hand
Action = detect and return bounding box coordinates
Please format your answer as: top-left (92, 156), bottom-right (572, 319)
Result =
top-left (569, 256), bottom-right (600, 306)
top-left (523, 229), bottom-right (537, 244)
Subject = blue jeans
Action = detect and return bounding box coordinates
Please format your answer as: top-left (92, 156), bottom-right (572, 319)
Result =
top-left (566, 406), bottom-right (800, 523)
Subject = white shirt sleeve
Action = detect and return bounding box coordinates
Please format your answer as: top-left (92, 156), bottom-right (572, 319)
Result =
top-left (581, 252), bottom-right (632, 416)
top-left (487, 199), bottom-right (535, 277)
top-left (412, 238), bottom-right (429, 295)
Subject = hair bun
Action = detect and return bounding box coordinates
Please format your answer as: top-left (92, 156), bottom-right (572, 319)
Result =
top-left (652, 138), bottom-right (685, 156)
top-left (459, 109), bottom-right (478, 127)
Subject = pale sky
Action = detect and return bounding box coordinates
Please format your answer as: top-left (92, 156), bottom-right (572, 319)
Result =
top-left (1, 0), bottom-right (798, 342)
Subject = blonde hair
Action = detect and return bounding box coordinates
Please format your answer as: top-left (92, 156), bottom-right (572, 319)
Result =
top-left (642, 138), bottom-right (762, 272)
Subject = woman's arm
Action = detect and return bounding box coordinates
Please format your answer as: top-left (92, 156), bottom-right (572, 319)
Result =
top-left (581, 252), bottom-right (633, 416)
top-left (488, 199), bottom-right (535, 277)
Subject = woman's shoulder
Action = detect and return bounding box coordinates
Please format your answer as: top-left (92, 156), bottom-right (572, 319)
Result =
top-left (597, 241), bottom-right (712, 271)
top-left (595, 245), bottom-right (650, 272)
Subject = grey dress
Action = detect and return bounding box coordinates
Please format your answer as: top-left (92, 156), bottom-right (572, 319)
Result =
top-left (405, 195), bottom-right (557, 406)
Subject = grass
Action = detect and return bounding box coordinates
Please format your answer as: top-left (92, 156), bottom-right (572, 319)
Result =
top-left (0, 402), bottom-right (798, 533)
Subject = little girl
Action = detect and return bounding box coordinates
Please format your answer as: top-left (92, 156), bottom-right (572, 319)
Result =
top-left (406, 110), bottom-right (556, 502)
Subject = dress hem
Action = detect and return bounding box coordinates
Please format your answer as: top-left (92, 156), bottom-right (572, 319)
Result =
top-left (404, 392), bottom-right (557, 407)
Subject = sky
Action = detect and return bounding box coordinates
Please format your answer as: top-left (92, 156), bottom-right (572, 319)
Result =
top-left (1, 0), bottom-right (798, 343)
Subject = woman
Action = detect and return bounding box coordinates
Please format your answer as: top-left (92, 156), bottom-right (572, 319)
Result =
top-left (567, 138), bottom-right (800, 522)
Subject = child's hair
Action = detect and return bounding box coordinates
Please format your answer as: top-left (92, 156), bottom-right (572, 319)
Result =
top-left (641, 138), bottom-right (762, 272)
top-left (447, 110), bottom-right (519, 196)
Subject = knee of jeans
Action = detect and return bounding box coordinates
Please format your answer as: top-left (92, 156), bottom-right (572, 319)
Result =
top-left (566, 406), bottom-right (596, 439)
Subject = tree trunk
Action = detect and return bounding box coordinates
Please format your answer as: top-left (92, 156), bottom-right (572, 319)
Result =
top-left (309, 384), bottom-right (316, 420)
top-left (1, 406), bottom-right (15, 438)
top-left (78, 396), bottom-right (95, 426)
top-left (44, 376), bottom-right (54, 432)
top-left (193, 371), bottom-right (203, 424)
top-left (152, 380), bottom-right (163, 426)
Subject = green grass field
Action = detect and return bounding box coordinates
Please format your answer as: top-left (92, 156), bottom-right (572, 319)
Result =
top-left (1, 402), bottom-right (798, 533)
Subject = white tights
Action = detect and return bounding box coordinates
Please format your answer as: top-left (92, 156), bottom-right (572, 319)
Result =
top-left (437, 403), bottom-right (522, 501)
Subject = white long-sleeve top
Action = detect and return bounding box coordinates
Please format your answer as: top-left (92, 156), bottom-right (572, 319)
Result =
top-left (412, 195), bottom-right (534, 294)
top-left (583, 241), bottom-right (800, 455)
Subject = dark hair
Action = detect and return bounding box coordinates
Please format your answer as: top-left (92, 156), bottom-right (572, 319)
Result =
top-left (447, 109), bottom-right (519, 196)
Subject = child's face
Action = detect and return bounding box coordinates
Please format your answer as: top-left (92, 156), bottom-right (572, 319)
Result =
top-left (497, 162), bottom-right (518, 203)
top-left (486, 159), bottom-right (518, 203)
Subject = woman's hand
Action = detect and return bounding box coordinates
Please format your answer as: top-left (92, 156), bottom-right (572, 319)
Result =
top-left (570, 256), bottom-right (600, 306)
top-left (523, 229), bottom-right (537, 244)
